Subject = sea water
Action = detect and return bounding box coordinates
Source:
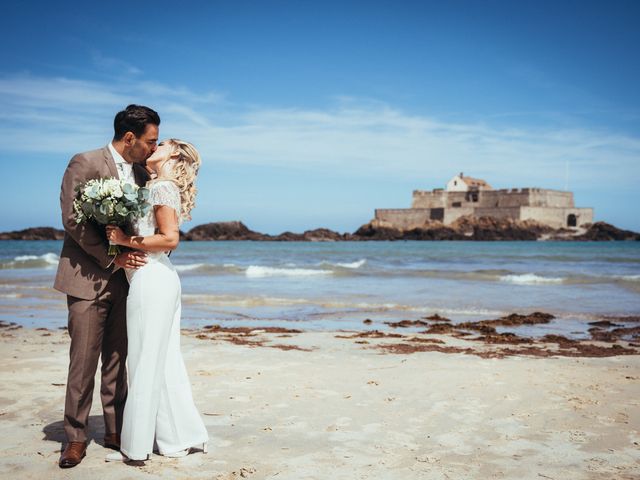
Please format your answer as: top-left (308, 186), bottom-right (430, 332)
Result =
top-left (1, 240), bottom-right (638, 337)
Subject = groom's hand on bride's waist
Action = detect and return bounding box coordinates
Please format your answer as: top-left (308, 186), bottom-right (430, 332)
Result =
top-left (114, 251), bottom-right (148, 270)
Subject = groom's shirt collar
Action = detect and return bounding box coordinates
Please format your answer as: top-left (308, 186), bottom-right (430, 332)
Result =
top-left (108, 142), bottom-right (128, 165)
top-left (108, 142), bottom-right (134, 183)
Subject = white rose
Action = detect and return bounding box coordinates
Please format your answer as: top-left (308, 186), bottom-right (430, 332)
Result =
top-left (112, 184), bottom-right (123, 198)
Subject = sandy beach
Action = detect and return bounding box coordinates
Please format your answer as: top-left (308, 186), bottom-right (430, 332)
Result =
top-left (0, 322), bottom-right (638, 480)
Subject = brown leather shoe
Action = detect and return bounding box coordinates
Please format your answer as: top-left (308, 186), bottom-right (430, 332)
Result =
top-left (103, 433), bottom-right (120, 450)
top-left (59, 441), bottom-right (87, 468)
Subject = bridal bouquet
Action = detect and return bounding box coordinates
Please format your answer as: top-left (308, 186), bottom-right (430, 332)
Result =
top-left (73, 177), bottom-right (150, 255)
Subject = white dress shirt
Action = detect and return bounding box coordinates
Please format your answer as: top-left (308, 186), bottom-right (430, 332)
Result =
top-left (108, 143), bottom-right (134, 183)
top-left (106, 143), bottom-right (135, 267)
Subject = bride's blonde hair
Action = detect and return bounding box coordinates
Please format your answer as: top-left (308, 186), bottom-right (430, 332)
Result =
top-left (151, 139), bottom-right (201, 221)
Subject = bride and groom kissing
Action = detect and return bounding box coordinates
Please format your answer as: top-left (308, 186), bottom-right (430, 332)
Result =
top-left (54, 105), bottom-right (208, 467)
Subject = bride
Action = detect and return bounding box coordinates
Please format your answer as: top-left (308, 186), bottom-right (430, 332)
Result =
top-left (105, 139), bottom-right (208, 462)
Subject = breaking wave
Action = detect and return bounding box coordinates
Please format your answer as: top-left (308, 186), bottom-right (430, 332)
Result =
top-left (319, 259), bottom-right (367, 269)
top-left (500, 273), bottom-right (565, 285)
top-left (245, 266), bottom-right (333, 278)
top-left (0, 253), bottom-right (59, 269)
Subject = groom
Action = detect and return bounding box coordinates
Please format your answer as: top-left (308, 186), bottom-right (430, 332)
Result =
top-left (54, 105), bottom-right (159, 468)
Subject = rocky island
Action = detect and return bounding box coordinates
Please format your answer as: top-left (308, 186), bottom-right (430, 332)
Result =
top-left (0, 227), bottom-right (65, 240)
top-left (1, 218), bottom-right (639, 241)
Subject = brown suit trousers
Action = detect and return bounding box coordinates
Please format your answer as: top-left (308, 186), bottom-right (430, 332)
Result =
top-left (54, 146), bottom-right (149, 442)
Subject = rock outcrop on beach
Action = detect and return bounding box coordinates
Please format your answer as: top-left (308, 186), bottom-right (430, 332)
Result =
top-left (0, 227), bottom-right (65, 240)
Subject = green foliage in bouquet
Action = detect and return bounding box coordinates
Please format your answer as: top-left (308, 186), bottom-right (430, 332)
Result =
top-left (73, 178), bottom-right (151, 255)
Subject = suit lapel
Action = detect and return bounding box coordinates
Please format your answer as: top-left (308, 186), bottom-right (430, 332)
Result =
top-left (102, 146), bottom-right (118, 178)
top-left (133, 164), bottom-right (150, 187)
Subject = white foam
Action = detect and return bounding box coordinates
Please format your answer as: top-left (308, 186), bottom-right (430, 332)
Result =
top-left (14, 255), bottom-right (38, 261)
top-left (500, 273), bottom-right (564, 285)
top-left (174, 263), bottom-right (205, 272)
top-left (42, 253), bottom-right (60, 265)
top-left (12, 252), bottom-right (59, 266)
top-left (613, 274), bottom-right (640, 282)
top-left (336, 259), bottom-right (367, 269)
top-left (245, 265), bottom-right (332, 278)
top-left (317, 259), bottom-right (367, 269)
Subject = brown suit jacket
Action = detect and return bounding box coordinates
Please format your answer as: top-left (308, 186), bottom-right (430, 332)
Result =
top-left (54, 146), bottom-right (150, 300)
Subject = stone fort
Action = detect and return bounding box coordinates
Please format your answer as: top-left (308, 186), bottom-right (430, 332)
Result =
top-left (375, 173), bottom-right (593, 230)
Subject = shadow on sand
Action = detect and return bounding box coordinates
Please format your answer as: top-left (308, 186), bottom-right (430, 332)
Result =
top-left (42, 415), bottom-right (109, 452)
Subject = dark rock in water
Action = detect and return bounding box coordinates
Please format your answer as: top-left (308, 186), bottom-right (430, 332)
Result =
top-left (540, 334), bottom-right (578, 347)
top-left (572, 222), bottom-right (640, 241)
top-left (481, 312), bottom-right (555, 326)
top-left (272, 228), bottom-right (348, 242)
top-left (183, 222), bottom-right (349, 242)
top-left (478, 332), bottom-right (534, 344)
top-left (352, 216), bottom-right (554, 241)
top-left (384, 319), bottom-right (431, 328)
top-left (0, 227), bottom-right (65, 240)
top-left (423, 314), bottom-right (451, 322)
top-left (8, 217), bottom-right (639, 242)
top-left (456, 322), bottom-right (498, 335)
top-left (612, 325), bottom-right (640, 338)
top-left (0, 320), bottom-right (22, 330)
top-left (602, 315), bottom-right (640, 323)
top-left (589, 327), bottom-right (618, 342)
top-left (450, 216), bottom-right (553, 241)
top-left (422, 322), bottom-right (460, 334)
top-left (271, 231), bottom-right (304, 241)
top-left (301, 228), bottom-right (349, 242)
top-left (352, 223), bottom-right (465, 241)
top-left (588, 320), bottom-right (623, 328)
top-left (351, 224), bottom-right (404, 240)
top-left (353, 216), bottom-right (639, 241)
top-left (184, 221), bottom-right (269, 241)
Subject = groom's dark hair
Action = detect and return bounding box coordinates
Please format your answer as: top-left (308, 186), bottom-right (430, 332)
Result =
top-left (113, 104), bottom-right (161, 140)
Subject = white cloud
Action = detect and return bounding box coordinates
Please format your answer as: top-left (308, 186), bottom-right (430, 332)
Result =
top-left (1, 73), bottom-right (639, 191)
top-left (0, 75), bottom-right (128, 108)
top-left (91, 51), bottom-right (143, 76)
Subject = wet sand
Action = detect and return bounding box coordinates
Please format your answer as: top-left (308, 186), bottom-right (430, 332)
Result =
top-left (0, 322), bottom-right (639, 480)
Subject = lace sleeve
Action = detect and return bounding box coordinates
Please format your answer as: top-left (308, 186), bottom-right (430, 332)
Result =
top-left (150, 181), bottom-right (181, 218)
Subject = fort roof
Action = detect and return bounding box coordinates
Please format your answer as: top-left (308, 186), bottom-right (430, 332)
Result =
top-left (459, 173), bottom-right (491, 189)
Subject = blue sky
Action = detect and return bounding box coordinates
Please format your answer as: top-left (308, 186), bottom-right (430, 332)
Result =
top-left (1, 0), bottom-right (639, 233)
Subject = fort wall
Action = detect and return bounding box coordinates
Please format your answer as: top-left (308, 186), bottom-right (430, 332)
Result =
top-left (528, 190), bottom-right (574, 208)
top-left (374, 209), bottom-right (431, 230)
top-left (443, 207), bottom-right (476, 224)
top-left (376, 188), bottom-right (592, 229)
top-left (520, 207), bottom-right (593, 228)
top-left (413, 188), bottom-right (575, 208)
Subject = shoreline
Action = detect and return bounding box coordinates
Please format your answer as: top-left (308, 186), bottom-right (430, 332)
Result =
top-left (0, 325), bottom-right (638, 479)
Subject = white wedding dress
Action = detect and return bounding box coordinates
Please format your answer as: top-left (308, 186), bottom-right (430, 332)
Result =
top-left (121, 180), bottom-right (208, 460)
